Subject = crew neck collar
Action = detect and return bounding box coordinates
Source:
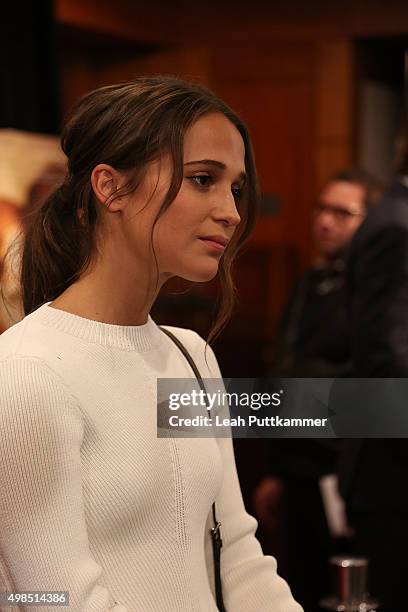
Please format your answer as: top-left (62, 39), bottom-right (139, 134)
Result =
top-left (31, 302), bottom-right (163, 352)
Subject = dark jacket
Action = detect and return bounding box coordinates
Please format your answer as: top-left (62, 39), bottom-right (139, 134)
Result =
top-left (268, 258), bottom-right (350, 480)
top-left (339, 179), bottom-right (408, 512)
top-left (273, 256), bottom-right (351, 378)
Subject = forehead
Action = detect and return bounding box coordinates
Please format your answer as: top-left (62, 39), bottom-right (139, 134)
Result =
top-left (183, 113), bottom-right (246, 168)
top-left (320, 180), bottom-right (365, 206)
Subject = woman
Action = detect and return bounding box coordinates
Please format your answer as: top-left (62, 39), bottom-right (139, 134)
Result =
top-left (0, 76), bottom-right (302, 611)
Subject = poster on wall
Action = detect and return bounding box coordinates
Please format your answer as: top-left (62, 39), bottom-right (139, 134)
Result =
top-left (0, 129), bottom-right (66, 333)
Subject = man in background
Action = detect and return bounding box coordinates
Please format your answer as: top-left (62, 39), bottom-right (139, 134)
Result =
top-left (275, 168), bottom-right (382, 377)
top-left (340, 138), bottom-right (408, 611)
top-left (253, 168), bottom-right (382, 612)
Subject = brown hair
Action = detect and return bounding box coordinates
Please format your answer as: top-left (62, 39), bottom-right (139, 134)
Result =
top-left (326, 167), bottom-right (384, 211)
top-left (19, 75), bottom-right (260, 345)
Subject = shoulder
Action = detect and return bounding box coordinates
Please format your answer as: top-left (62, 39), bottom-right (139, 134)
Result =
top-left (0, 316), bottom-right (28, 359)
top-left (373, 196), bottom-right (408, 229)
top-left (0, 308), bottom-right (84, 426)
top-left (357, 185), bottom-right (408, 239)
top-left (0, 303), bottom-right (51, 360)
top-left (0, 305), bottom-right (67, 370)
top-left (0, 354), bottom-right (79, 402)
top-left (158, 324), bottom-right (222, 379)
top-left (0, 355), bottom-right (83, 437)
top-left (159, 324), bottom-right (203, 351)
top-left (350, 192), bottom-right (408, 260)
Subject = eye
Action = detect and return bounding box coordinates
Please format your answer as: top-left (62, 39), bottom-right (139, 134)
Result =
top-left (188, 174), bottom-right (213, 188)
top-left (232, 185), bottom-right (244, 201)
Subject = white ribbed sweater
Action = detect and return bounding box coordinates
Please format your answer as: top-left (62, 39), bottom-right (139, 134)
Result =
top-left (0, 302), bottom-right (302, 612)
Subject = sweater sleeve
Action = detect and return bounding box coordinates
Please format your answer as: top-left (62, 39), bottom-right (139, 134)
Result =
top-left (0, 357), bottom-right (127, 612)
top-left (191, 338), bottom-right (303, 612)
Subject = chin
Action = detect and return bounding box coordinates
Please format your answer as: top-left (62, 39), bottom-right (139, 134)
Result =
top-left (322, 246), bottom-right (340, 258)
top-left (319, 241), bottom-right (338, 255)
top-left (181, 264), bottom-right (219, 283)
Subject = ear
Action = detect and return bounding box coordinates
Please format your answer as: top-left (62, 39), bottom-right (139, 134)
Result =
top-left (91, 164), bottom-right (127, 211)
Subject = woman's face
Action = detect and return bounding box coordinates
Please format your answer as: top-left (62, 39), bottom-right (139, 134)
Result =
top-left (120, 112), bottom-right (246, 284)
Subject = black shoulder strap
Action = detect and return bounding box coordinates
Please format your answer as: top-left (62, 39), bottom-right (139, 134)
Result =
top-left (160, 326), bottom-right (206, 388)
top-left (159, 326), bottom-right (226, 612)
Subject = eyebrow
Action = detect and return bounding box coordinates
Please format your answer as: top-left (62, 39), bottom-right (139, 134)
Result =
top-left (318, 201), bottom-right (363, 211)
top-left (184, 159), bottom-right (247, 182)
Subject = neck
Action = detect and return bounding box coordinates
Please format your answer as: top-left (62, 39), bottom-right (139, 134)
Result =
top-left (50, 257), bottom-right (167, 326)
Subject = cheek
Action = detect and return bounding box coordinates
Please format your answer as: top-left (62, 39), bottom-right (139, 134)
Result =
top-left (155, 203), bottom-right (200, 243)
top-left (152, 217), bottom-right (190, 261)
top-left (343, 221), bottom-right (361, 241)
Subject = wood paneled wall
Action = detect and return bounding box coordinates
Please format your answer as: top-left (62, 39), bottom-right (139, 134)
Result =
top-left (315, 40), bottom-right (356, 189)
top-left (54, 0), bottom-right (406, 353)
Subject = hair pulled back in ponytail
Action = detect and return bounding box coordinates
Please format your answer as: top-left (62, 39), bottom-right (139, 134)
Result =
top-left (21, 178), bottom-right (96, 316)
top-left (20, 75), bottom-right (260, 345)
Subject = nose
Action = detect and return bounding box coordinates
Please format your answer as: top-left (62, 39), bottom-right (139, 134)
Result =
top-left (316, 209), bottom-right (335, 229)
top-left (213, 191), bottom-right (241, 228)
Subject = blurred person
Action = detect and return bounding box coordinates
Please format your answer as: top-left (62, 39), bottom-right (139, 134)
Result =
top-left (339, 122), bottom-right (408, 612)
top-left (0, 164), bottom-right (67, 333)
top-left (275, 168), bottom-right (383, 378)
top-left (0, 76), bottom-right (302, 612)
top-left (0, 199), bottom-right (23, 332)
top-left (253, 169), bottom-right (383, 612)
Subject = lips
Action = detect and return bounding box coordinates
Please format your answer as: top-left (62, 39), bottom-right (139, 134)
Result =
top-left (199, 235), bottom-right (228, 247)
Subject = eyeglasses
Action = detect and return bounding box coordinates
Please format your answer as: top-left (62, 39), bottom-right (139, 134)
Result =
top-left (313, 202), bottom-right (365, 222)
